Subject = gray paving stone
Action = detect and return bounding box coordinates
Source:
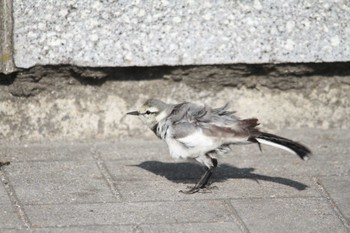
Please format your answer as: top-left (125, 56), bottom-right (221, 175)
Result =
top-left (0, 182), bottom-right (10, 204)
top-left (106, 158), bottom-right (320, 200)
top-left (107, 157), bottom-right (314, 184)
top-left (95, 140), bottom-right (168, 161)
top-left (320, 176), bottom-right (350, 224)
top-left (116, 176), bottom-right (320, 202)
top-left (24, 201), bottom-right (231, 227)
top-left (231, 198), bottom-right (348, 233)
top-left (31, 225), bottom-right (137, 233)
top-left (0, 230), bottom-right (19, 233)
top-left (104, 160), bottom-right (170, 182)
top-left (141, 222), bottom-right (241, 233)
top-left (105, 159), bottom-right (203, 182)
top-left (0, 129), bottom-right (348, 232)
top-left (0, 205), bottom-right (23, 229)
top-left (0, 144), bottom-right (94, 162)
top-left (6, 161), bottom-right (117, 205)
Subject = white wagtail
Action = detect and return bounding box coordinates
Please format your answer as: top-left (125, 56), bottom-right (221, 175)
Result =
top-left (127, 99), bottom-right (311, 194)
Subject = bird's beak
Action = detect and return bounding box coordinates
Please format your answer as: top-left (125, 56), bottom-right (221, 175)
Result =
top-left (126, 111), bottom-right (140, 116)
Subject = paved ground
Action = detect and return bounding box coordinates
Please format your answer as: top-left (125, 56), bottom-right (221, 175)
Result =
top-left (0, 129), bottom-right (349, 232)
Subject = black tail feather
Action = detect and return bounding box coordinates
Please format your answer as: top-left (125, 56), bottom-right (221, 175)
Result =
top-left (254, 132), bottom-right (312, 160)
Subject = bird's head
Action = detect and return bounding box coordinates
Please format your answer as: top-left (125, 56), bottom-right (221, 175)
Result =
top-left (127, 99), bottom-right (170, 129)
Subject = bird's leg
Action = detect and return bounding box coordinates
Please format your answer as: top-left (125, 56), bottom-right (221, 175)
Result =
top-left (180, 158), bottom-right (218, 194)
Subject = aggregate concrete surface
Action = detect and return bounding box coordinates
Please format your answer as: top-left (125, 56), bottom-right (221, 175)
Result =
top-left (13, 0), bottom-right (350, 68)
top-left (0, 129), bottom-right (349, 232)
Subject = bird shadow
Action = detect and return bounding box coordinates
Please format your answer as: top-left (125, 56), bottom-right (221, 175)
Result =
top-left (133, 161), bottom-right (308, 191)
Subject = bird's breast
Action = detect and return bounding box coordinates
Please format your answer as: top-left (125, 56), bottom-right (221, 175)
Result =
top-left (165, 129), bottom-right (221, 159)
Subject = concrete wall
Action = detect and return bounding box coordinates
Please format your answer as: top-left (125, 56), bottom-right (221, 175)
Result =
top-left (1, 0), bottom-right (349, 71)
top-left (1, 1), bottom-right (350, 142)
top-left (0, 64), bottom-right (349, 142)
top-left (0, 0), bottom-right (16, 74)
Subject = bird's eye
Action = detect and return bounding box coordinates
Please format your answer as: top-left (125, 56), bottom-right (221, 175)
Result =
top-left (145, 110), bottom-right (151, 115)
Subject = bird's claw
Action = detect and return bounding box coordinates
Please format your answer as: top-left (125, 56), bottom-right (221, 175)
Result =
top-left (179, 184), bottom-right (218, 194)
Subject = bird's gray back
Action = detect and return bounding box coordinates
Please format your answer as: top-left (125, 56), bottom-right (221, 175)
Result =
top-left (165, 102), bottom-right (240, 139)
top-left (169, 102), bottom-right (239, 125)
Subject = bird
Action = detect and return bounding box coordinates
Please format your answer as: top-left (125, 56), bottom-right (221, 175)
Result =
top-left (127, 99), bottom-right (311, 194)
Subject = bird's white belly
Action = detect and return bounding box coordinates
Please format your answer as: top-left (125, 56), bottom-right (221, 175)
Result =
top-left (165, 138), bottom-right (191, 159)
top-left (165, 129), bottom-right (220, 160)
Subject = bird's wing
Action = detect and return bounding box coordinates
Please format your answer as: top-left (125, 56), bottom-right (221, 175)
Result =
top-left (168, 102), bottom-right (203, 139)
top-left (169, 102), bottom-right (260, 141)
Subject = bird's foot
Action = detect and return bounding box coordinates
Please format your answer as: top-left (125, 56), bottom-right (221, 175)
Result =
top-left (179, 187), bottom-right (200, 194)
top-left (179, 184), bottom-right (218, 194)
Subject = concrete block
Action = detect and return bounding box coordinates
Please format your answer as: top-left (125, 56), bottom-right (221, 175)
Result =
top-left (231, 198), bottom-right (348, 233)
top-left (105, 160), bottom-right (181, 182)
top-left (0, 183), bottom-right (10, 204)
top-left (0, 204), bottom-right (23, 229)
top-left (0, 143), bottom-right (95, 162)
top-left (32, 225), bottom-right (137, 233)
top-left (24, 201), bottom-right (231, 227)
top-left (95, 141), bottom-right (168, 161)
top-left (6, 161), bottom-right (117, 205)
top-left (0, 136), bottom-right (348, 231)
top-left (320, 176), bottom-right (350, 224)
top-left (13, 0), bottom-right (350, 68)
top-left (115, 176), bottom-right (320, 202)
top-left (0, 0), bottom-right (16, 74)
top-left (141, 222), bottom-right (241, 233)
top-left (104, 151), bottom-right (321, 201)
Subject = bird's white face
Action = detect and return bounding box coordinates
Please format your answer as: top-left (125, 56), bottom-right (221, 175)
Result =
top-left (127, 99), bottom-right (170, 129)
top-left (138, 104), bottom-right (161, 128)
top-left (127, 104), bottom-right (165, 129)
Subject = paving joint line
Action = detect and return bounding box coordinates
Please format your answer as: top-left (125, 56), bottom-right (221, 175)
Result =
top-left (133, 224), bottom-right (144, 233)
top-left (223, 199), bottom-right (250, 233)
top-left (21, 223), bottom-right (142, 230)
top-left (0, 168), bottom-right (32, 229)
top-left (313, 177), bottom-right (350, 229)
top-left (21, 197), bottom-right (259, 206)
top-left (91, 146), bottom-right (122, 200)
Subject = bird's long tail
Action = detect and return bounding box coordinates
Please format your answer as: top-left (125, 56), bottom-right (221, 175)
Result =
top-left (250, 132), bottom-right (311, 160)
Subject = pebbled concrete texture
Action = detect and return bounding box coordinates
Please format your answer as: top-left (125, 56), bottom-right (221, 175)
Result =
top-left (0, 205), bottom-right (23, 230)
top-left (0, 0), bottom-right (16, 74)
top-left (231, 198), bottom-right (347, 233)
top-left (0, 184), bottom-right (11, 205)
top-left (320, 176), bottom-right (350, 221)
top-left (0, 129), bottom-right (349, 232)
top-left (13, 0), bottom-right (350, 68)
top-left (7, 161), bottom-right (118, 205)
